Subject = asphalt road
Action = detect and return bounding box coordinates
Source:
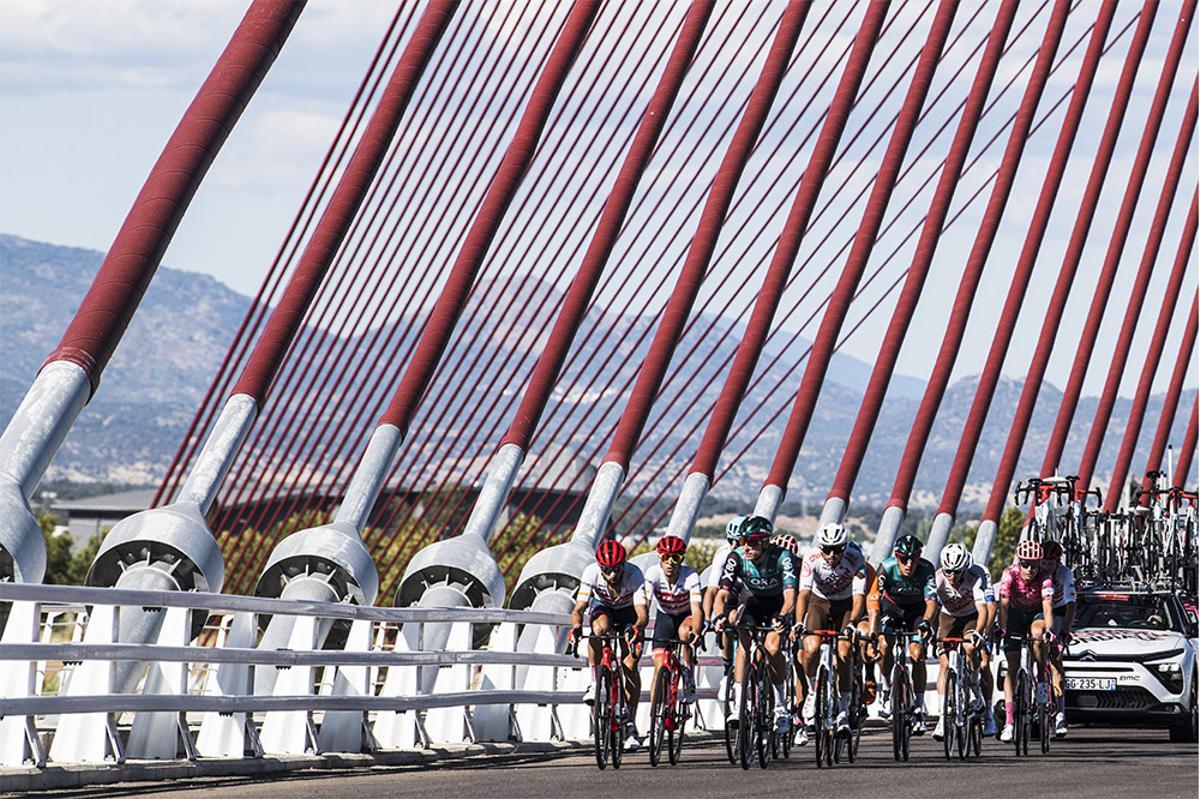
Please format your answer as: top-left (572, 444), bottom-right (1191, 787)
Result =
top-left (21, 727), bottom-right (1198, 799)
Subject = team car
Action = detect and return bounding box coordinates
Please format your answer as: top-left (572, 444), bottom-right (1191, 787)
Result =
top-left (1061, 586), bottom-right (1198, 742)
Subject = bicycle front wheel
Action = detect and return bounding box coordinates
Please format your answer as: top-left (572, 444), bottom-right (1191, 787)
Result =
top-left (1014, 671), bottom-right (1028, 757)
top-left (892, 668), bottom-right (911, 762)
top-left (593, 668), bottom-right (611, 770)
top-left (756, 664), bottom-right (772, 769)
top-left (738, 672), bottom-right (754, 770)
top-left (649, 667), bottom-right (669, 767)
top-left (723, 667), bottom-right (737, 764)
top-left (942, 669), bottom-right (956, 761)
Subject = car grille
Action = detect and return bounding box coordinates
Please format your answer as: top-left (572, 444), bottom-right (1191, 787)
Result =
top-left (1067, 686), bottom-right (1157, 712)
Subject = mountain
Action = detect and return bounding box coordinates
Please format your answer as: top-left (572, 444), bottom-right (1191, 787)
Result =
top-left (1, 234), bottom-right (1194, 507)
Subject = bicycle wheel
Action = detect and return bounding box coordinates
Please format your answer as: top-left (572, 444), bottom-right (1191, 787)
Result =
top-left (942, 669), bottom-right (956, 761)
top-left (814, 668), bottom-right (828, 768)
top-left (756, 663), bottom-right (772, 769)
top-left (893, 668), bottom-right (911, 762)
top-left (845, 668), bottom-right (861, 764)
top-left (610, 675), bottom-right (625, 770)
top-left (738, 671), bottom-right (754, 770)
top-left (722, 666), bottom-right (737, 764)
top-left (649, 667), bottom-right (669, 767)
top-left (1014, 671), bottom-right (1028, 757)
top-left (971, 709), bottom-right (983, 757)
top-left (593, 668), bottom-right (611, 770)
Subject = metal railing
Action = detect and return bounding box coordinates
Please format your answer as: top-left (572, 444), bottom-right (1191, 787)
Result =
top-left (0, 583), bottom-right (720, 772)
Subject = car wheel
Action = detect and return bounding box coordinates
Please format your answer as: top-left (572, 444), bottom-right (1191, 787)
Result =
top-left (1168, 672), bottom-right (1197, 744)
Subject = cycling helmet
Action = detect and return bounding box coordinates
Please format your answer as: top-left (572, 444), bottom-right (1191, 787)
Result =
top-left (1042, 540), bottom-right (1062, 562)
top-left (595, 539), bottom-right (627, 568)
top-left (771, 533), bottom-right (801, 557)
top-left (738, 515), bottom-right (774, 539)
top-left (1015, 539), bottom-right (1044, 562)
top-left (656, 535), bottom-right (686, 556)
top-left (940, 543), bottom-right (972, 572)
top-left (817, 522), bottom-right (849, 548)
top-left (725, 514), bottom-right (749, 541)
top-left (893, 534), bottom-right (923, 559)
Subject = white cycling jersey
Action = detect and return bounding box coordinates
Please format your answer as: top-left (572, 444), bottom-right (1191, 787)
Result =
top-left (576, 563), bottom-right (647, 610)
top-left (707, 544), bottom-right (734, 589)
top-left (935, 564), bottom-right (993, 618)
top-left (1050, 561), bottom-right (1076, 609)
top-left (798, 545), bottom-right (867, 601)
top-left (643, 563), bottom-right (701, 616)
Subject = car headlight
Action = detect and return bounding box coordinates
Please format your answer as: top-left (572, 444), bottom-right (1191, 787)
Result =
top-left (1150, 659), bottom-right (1185, 694)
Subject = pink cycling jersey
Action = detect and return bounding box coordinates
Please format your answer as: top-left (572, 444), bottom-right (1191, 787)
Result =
top-left (996, 562), bottom-right (1053, 612)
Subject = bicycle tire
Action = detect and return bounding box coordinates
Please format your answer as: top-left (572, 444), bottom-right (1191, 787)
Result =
top-left (610, 671), bottom-right (625, 771)
top-left (756, 661), bottom-right (772, 770)
top-left (668, 690), bottom-right (685, 766)
top-left (723, 667), bottom-right (737, 764)
top-left (1015, 670), bottom-right (1028, 757)
top-left (893, 665), bottom-right (911, 762)
top-left (738, 667), bottom-right (754, 770)
top-left (815, 667), bottom-right (828, 768)
top-left (1039, 694), bottom-right (1051, 754)
top-left (971, 709), bottom-right (983, 757)
top-left (649, 667), bottom-right (669, 767)
top-left (593, 667), bottom-right (611, 770)
top-left (943, 668), bottom-right (956, 761)
top-left (846, 665), bottom-right (861, 764)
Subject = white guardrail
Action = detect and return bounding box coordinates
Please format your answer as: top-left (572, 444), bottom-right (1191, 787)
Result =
top-left (0, 583), bottom-right (722, 769)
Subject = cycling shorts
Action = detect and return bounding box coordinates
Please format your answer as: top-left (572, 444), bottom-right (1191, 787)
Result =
top-left (651, 610), bottom-right (692, 652)
top-left (878, 596), bottom-right (925, 634)
top-left (590, 604), bottom-right (639, 630)
top-left (1003, 607), bottom-right (1044, 651)
top-left (740, 594), bottom-right (784, 627)
top-left (937, 611), bottom-right (979, 654)
top-left (803, 595), bottom-right (855, 634)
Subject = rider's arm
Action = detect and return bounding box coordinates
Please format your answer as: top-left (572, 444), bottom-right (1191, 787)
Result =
top-left (571, 598), bottom-right (588, 631)
top-left (779, 550), bottom-right (798, 619)
top-left (1039, 571), bottom-right (1054, 633)
top-left (998, 596), bottom-right (1009, 631)
top-left (972, 601), bottom-right (988, 636)
top-left (794, 587), bottom-right (810, 626)
top-left (780, 586), bottom-right (797, 619)
top-left (849, 591), bottom-right (865, 627)
top-left (867, 570), bottom-right (883, 634)
top-left (1061, 602), bottom-right (1076, 639)
top-left (633, 583), bottom-right (650, 634)
top-left (713, 588), bottom-right (730, 624)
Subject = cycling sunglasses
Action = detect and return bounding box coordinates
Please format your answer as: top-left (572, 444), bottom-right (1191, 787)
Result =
top-left (1018, 559), bottom-right (1039, 569)
top-left (944, 568), bottom-right (964, 577)
top-left (600, 565), bottom-right (623, 577)
top-left (820, 544), bottom-right (846, 555)
top-left (894, 553), bottom-right (912, 564)
top-left (742, 535), bottom-right (769, 547)
top-left (659, 553), bottom-right (684, 564)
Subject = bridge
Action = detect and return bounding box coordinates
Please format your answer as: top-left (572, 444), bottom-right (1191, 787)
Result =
top-left (0, 0), bottom-right (1196, 791)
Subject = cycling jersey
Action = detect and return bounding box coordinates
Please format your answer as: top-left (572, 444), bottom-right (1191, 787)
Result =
top-left (707, 544), bottom-right (734, 589)
top-left (871, 556), bottom-right (936, 607)
top-left (643, 562), bottom-right (701, 616)
top-left (935, 564), bottom-right (993, 618)
top-left (718, 544), bottom-right (797, 599)
top-left (577, 562), bottom-right (647, 610)
top-left (996, 562), bottom-right (1053, 613)
top-left (798, 544), bottom-right (867, 601)
top-left (1048, 561), bottom-right (1076, 609)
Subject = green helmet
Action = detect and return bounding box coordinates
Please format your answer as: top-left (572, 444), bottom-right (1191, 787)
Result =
top-left (893, 534), bottom-right (923, 559)
top-left (738, 515), bottom-right (774, 539)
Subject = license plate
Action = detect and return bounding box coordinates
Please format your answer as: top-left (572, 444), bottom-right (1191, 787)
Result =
top-left (1065, 677), bottom-right (1117, 692)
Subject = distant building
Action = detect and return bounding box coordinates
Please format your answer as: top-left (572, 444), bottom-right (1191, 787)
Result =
top-left (55, 488), bottom-right (157, 544)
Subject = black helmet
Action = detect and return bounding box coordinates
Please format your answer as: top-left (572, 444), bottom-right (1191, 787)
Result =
top-left (893, 534), bottom-right (923, 559)
top-left (738, 515), bottom-right (774, 539)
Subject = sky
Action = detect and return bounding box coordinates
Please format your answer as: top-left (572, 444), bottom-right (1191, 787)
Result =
top-left (1, 0), bottom-right (1196, 399)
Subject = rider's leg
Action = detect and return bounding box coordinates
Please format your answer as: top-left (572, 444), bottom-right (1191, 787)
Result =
top-left (589, 612), bottom-right (610, 676)
top-left (730, 627), bottom-right (751, 714)
top-left (765, 632), bottom-right (788, 707)
top-left (1003, 648), bottom-right (1019, 727)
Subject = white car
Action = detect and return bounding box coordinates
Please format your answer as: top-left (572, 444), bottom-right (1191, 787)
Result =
top-left (1063, 587), bottom-right (1198, 742)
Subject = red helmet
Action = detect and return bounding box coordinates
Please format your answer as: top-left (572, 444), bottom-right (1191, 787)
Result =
top-left (1016, 540), bottom-right (1044, 562)
top-left (595, 540), bottom-right (627, 568)
top-left (1042, 541), bottom-right (1063, 562)
top-left (655, 535), bottom-right (686, 556)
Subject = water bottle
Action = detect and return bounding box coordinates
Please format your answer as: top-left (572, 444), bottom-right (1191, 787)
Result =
top-left (1035, 682), bottom-right (1048, 704)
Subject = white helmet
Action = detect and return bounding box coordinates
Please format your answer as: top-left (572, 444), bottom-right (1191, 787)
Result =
top-left (940, 543), bottom-right (972, 572)
top-left (725, 514), bottom-right (748, 541)
top-left (817, 522), bottom-right (848, 548)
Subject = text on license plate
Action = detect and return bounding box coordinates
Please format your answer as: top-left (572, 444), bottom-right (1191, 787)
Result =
top-left (1065, 677), bottom-right (1117, 692)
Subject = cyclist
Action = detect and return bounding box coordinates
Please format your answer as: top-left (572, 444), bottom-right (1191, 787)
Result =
top-left (570, 539), bottom-right (649, 747)
top-left (703, 516), bottom-right (747, 666)
top-left (795, 522), bottom-right (867, 736)
top-left (869, 534), bottom-right (937, 734)
top-left (644, 535), bottom-right (703, 705)
top-left (855, 551), bottom-right (880, 707)
top-left (996, 539), bottom-right (1055, 744)
top-left (932, 543), bottom-right (992, 741)
top-left (1042, 540), bottom-right (1075, 738)
top-left (713, 515), bottom-right (797, 734)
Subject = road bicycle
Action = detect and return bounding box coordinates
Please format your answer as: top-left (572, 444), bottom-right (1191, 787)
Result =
top-left (648, 635), bottom-right (695, 767)
top-left (570, 628), bottom-right (636, 770)
top-left (937, 636), bottom-right (984, 760)
top-left (879, 628), bottom-right (925, 762)
top-left (1008, 634), bottom-right (1055, 756)
top-left (805, 627), bottom-right (851, 768)
top-left (730, 622), bottom-right (782, 770)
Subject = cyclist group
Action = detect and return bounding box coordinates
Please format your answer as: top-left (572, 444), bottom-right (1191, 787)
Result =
top-left (570, 514), bottom-right (1077, 754)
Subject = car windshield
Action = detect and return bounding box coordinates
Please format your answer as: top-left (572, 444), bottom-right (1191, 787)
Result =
top-left (1073, 594), bottom-right (1179, 632)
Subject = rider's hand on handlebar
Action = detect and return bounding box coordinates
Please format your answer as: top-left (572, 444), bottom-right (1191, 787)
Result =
top-left (568, 625), bottom-right (583, 644)
top-left (714, 616), bottom-right (728, 633)
top-left (1042, 629), bottom-right (1057, 644)
top-left (916, 619), bottom-right (933, 641)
